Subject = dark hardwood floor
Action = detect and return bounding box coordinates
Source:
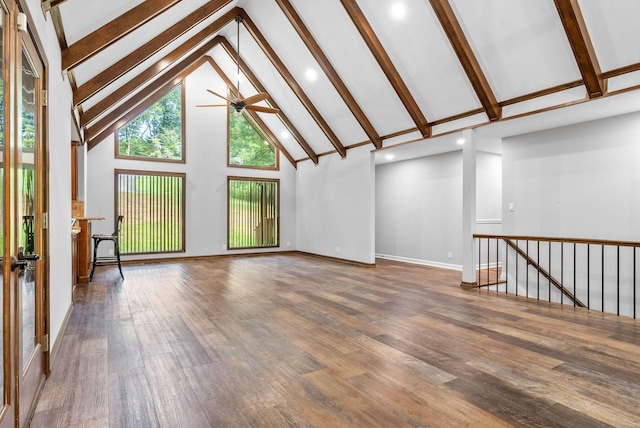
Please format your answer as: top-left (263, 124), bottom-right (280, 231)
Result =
top-left (30, 254), bottom-right (640, 427)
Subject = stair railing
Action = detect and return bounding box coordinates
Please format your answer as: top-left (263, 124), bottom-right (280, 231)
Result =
top-left (474, 234), bottom-right (639, 319)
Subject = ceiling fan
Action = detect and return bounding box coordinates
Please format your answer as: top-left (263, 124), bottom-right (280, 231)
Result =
top-left (197, 16), bottom-right (279, 116)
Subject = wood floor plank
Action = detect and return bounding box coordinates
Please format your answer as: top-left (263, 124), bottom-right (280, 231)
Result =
top-left (108, 369), bottom-right (161, 427)
top-left (31, 254), bottom-right (640, 427)
top-left (143, 352), bottom-right (210, 427)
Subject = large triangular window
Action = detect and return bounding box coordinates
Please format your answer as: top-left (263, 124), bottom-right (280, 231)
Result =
top-left (116, 84), bottom-right (184, 162)
top-left (228, 110), bottom-right (278, 170)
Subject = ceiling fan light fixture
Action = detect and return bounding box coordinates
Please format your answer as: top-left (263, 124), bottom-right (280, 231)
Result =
top-left (197, 15), bottom-right (278, 116)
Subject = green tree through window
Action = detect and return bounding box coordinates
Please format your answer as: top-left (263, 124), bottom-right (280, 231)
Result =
top-left (229, 110), bottom-right (277, 168)
top-left (117, 84), bottom-right (183, 161)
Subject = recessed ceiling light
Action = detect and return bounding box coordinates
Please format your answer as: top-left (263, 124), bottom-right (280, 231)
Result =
top-left (281, 130), bottom-right (290, 139)
top-left (457, 138), bottom-right (465, 145)
top-left (385, 154), bottom-right (394, 160)
top-left (390, 2), bottom-right (407, 20)
top-left (305, 69), bottom-right (318, 81)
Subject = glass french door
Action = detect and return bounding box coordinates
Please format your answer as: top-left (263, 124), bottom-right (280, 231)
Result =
top-left (14, 30), bottom-right (46, 428)
top-left (0, 3), bottom-right (48, 427)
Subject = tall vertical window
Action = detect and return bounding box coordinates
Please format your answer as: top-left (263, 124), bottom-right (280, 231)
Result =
top-left (228, 110), bottom-right (278, 169)
top-left (228, 177), bottom-right (279, 249)
top-left (116, 84), bottom-right (184, 161)
top-left (116, 170), bottom-right (185, 254)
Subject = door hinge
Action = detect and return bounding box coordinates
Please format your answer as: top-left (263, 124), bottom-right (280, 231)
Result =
top-left (17, 12), bottom-right (27, 33)
top-left (42, 1), bottom-right (52, 13)
top-left (43, 334), bottom-right (49, 352)
top-left (42, 90), bottom-right (48, 107)
top-left (42, 212), bottom-right (48, 229)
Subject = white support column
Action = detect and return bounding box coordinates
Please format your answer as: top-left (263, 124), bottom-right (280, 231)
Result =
top-left (461, 128), bottom-right (477, 287)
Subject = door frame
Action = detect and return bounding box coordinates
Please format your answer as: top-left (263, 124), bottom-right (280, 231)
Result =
top-left (0, 2), bottom-right (49, 426)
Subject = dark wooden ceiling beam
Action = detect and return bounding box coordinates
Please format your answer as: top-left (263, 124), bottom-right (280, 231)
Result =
top-left (339, 0), bottom-right (431, 138)
top-left (219, 40), bottom-right (318, 165)
top-left (85, 57), bottom-right (208, 145)
top-left (73, 0), bottom-right (233, 106)
top-left (79, 7), bottom-right (240, 127)
top-left (205, 57), bottom-right (297, 168)
top-left (239, 10), bottom-right (347, 158)
top-left (62, 0), bottom-right (182, 72)
top-left (429, 0), bottom-right (501, 122)
top-left (553, 0), bottom-right (606, 98)
top-left (274, 0), bottom-right (382, 149)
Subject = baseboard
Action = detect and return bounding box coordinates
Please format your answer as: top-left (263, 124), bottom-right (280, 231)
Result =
top-left (48, 300), bottom-right (73, 371)
top-left (296, 251), bottom-right (376, 268)
top-left (122, 250), bottom-right (299, 265)
top-left (375, 253), bottom-right (462, 271)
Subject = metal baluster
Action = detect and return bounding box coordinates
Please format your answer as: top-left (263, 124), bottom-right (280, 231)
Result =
top-left (515, 240), bottom-right (519, 296)
top-left (602, 244), bottom-right (605, 313)
top-left (561, 243), bottom-right (564, 305)
top-left (477, 237), bottom-right (481, 287)
top-left (526, 240), bottom-right (529, 297)
top-left (495, 238), bottom-right (499, 291)
top-left (505, 239), bottom-right (508, 295)
top-left (617, 246), bottom-right (620, 316)
top-left (573, 243), bottom-right (576, 307)
top-left (537, 240), bottom-right (540, 300)
top-left (549, 241), bottom-right (552, 302)
top-left (587, 244), bottom-right (590, 310)
top-left (487, 237), bottom-right (490, 288)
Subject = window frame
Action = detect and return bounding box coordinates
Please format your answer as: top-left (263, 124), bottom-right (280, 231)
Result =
top-left (114, 82), bottom-right (186, 164)
top-left (227, 176), bottom-right (280, 250)
top-left (115, 168), bottom-right (186, 255)
top-left (227, 107), bottom-right (279, 171)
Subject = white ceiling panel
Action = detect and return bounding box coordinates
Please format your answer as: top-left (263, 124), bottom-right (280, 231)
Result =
top-left (450, 0), bottom-right (581, 101)
top-left (245, 0), bottom-right (370, 147)
top-left (357, 0), bottom-right (482, 122)
top-left (578, 0), bottom-right (640, 72)
top-left (59, 0), bottom-right (144, 45)
top-left (290, 0), bottom-right (416, 137)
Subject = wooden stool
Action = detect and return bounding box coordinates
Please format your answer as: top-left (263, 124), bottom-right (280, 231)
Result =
top-left (90, 215), bottom-right (124, 281)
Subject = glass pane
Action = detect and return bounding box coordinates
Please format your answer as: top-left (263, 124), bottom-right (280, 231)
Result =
top-left (228, 179), bottom-right (279, 249)
top-left (0, 6), bottom-right (5, 401)
top-left (20, 48), bottom-right (37, 369)
top-left (117, 171), bottom-right (185, 254)
top-left (117, 84), bottom-right (183, 160)
top-left (228, 111), bottom-right (277, 168)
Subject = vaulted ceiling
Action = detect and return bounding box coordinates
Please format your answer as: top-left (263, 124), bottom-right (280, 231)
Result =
top-left (46, 0), bottom-right (640, 167)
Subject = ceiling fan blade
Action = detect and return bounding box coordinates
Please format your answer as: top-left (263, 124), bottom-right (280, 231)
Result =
top-left (196, 104), bottom-right (228, 107)
top-left (206, 89), bottom-right (234, 102)
top-left (241, 92), bottom-right (269, 106)
top-left (245, 105), bottom-right (279, 114)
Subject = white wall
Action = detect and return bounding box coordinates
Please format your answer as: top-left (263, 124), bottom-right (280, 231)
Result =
top-left (296, 145), bottom-right (375, 264)
top-left (502, 110), bottom-right (640, 241)
top-left (501, 111), bottom-right (640, 317)
top-left (376, 150), bottom-right (502, 268)
top-left (86, 63), bottom-right (297, 259)
top-left (24, 0), bottom-right (74, 355)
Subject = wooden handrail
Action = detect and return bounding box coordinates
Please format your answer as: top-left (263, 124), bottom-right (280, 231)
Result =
top-left (475, 234), bottom-right (640, 248)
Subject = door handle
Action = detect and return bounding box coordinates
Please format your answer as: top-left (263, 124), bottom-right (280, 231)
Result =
top-left (11, 256), bottom-right (28, 272)
top-left (18, 253), bottom-right (41, 262)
